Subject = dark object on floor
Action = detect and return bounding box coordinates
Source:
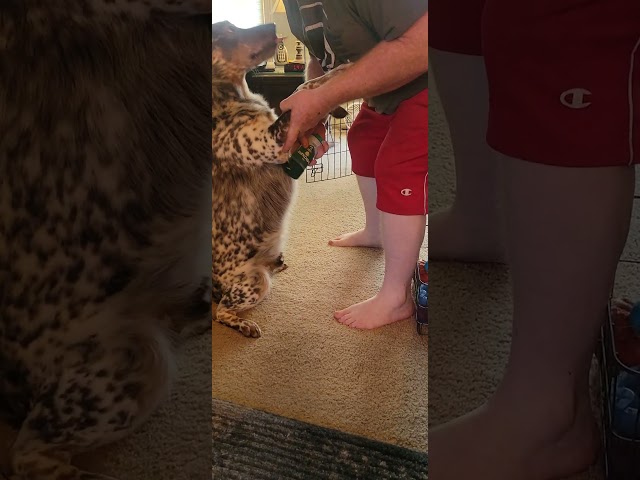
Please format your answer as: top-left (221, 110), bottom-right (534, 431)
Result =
top-left (414, 260), bottom-right (428, 335)
top-left (212, 399), bottom-right (428, 480)
top-left (599, 300), bottom-right (640, 479)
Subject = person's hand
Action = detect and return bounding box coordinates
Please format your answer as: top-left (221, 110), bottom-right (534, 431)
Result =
top-left (280, 87), bottom-right (334, 153)
top-left (289, 122), bottom-right (330, 165)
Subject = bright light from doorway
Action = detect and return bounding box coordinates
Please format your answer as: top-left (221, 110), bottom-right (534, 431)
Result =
top-left (212, 0), bottom-right (263, 28)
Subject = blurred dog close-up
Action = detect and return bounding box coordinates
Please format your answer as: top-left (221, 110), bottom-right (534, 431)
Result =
top-left (0, 1), bottom-right (211, 478)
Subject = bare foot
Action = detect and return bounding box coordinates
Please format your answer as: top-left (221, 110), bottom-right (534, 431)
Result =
top-left (328, 228), bottom-right (382, 248)
top-left (430, 392), bottom-right (599, 480)
top-left (429, 207), bottom-right (505, 263)
top-left (334, 289), bottom-right (415, 329)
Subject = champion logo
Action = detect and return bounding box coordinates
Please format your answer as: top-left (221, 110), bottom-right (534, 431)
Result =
top-left (401, 189), bottom-right (412, 197)
top-left (560, 88), bottom-right (592, 109)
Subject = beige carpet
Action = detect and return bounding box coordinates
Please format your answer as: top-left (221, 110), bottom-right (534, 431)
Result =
top-left (429, 72), bottom-right (640, 479)
top-left (0, 334), bottom-right (211, 479)
top-left (212, 174), bottom-right (428, 452)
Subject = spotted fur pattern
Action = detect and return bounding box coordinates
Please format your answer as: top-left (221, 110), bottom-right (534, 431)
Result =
top-left (211, 21), bottom-right (298, 338)
top-left (0, 1), bottom-right (211, 479)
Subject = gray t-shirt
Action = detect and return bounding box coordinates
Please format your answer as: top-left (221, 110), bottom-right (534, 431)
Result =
top-left (284, 0), bottom-right (428, 114)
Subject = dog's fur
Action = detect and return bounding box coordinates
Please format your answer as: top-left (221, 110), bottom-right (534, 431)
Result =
top-left (211, 21), bottom-right (354, 338)
top-left (0, 1), bottom-right (211, 478)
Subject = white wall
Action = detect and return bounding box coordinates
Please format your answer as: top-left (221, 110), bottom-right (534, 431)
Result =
top-left (263, 0), bottom-right (310, 63)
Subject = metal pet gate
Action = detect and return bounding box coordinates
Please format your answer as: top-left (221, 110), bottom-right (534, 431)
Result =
top-left (304, 99), bottom-right (362, 183)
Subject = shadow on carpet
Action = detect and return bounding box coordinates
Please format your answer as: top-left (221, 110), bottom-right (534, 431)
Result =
top-left (212, 399), bottom-right (428, 480)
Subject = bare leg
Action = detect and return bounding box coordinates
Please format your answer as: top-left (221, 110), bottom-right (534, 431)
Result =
top-left (328, 176), bottom-right (382, 248)
top-left (430, 157), bottom-right (635, 479)
top-left (335, 212), bottom-right (425, 328)
top-left (428, 48), bottom-right (504, 262)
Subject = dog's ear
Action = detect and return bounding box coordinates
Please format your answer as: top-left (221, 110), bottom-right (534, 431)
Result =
top-left (212, 21), bottom-right (235, 42)
top-left (88, 0), bottom-right (211, 19)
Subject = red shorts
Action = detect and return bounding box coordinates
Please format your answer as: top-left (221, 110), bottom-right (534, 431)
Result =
top-left (430, 0), bottom-right (640, 167)
top-left (347, 89), bottom-right (428, 215)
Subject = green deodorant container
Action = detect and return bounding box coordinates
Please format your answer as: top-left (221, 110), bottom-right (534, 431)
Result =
top-left (282, 133), bottom-right (323, 179)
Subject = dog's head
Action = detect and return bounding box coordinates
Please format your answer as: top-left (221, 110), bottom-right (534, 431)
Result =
top-left (212, 21), bottom-right (278, 81)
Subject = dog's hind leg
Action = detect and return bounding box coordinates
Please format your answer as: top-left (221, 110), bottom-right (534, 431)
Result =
top-left (214, 267), bottom-right (270, 338)
top-left (8, 325), bottom-right (174, 480)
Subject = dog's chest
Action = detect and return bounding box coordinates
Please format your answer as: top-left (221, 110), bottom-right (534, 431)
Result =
top-left (212, 167), bottom-right (294, 264)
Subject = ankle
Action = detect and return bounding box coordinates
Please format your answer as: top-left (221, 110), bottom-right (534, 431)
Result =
top-left (362, 223), bottom-right (381, 237)
top-left (378, 283), bottom-right (412, 304)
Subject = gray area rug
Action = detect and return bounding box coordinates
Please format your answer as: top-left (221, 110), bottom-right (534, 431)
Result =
top-left (212, 399), bottom-right (428, 480)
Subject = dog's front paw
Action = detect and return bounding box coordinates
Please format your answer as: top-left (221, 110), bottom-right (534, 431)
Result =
top-left (276, 150), bottom-right (290, 164)
top-left (271, 253), bottom-right (288, 273)
top-left (268, 111), bottom-right (291, 147)
top-left (273, 263), bottom-right (288, 273)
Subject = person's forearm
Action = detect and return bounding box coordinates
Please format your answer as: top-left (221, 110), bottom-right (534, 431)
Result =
top-left (318, 11), bottom-right (428, 107)
top-left (306, 55), bottom-right (325, 81)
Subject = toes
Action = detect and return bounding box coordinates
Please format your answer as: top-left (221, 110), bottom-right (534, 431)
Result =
top-left (347, 318), bottom-right (364, 329)
top-left (341, 314), bottom-right (355, 326)
top-left (334, 308), bottom-right (348, 319)
top-left (328, 234), bottom-right (348, 245)
top-left (240, 320), bottom-right (262, 338)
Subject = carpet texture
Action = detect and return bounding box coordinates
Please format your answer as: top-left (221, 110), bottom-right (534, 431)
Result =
top-left (212, 399), bottom-right (428, 480)
top-left (212, 173), bottom-right (428, 454)
top-left (0, 333), bottom-right (212, 479)
top-left (429, 71), bottom-right (640, 480)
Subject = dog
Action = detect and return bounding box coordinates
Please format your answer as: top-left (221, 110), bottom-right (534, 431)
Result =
top-left (211, 21), bottom-right (354, 339)
top-left (0, 1), bottom-right (211, 478)
top-left (211, 21), bottom-right (293, 339)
